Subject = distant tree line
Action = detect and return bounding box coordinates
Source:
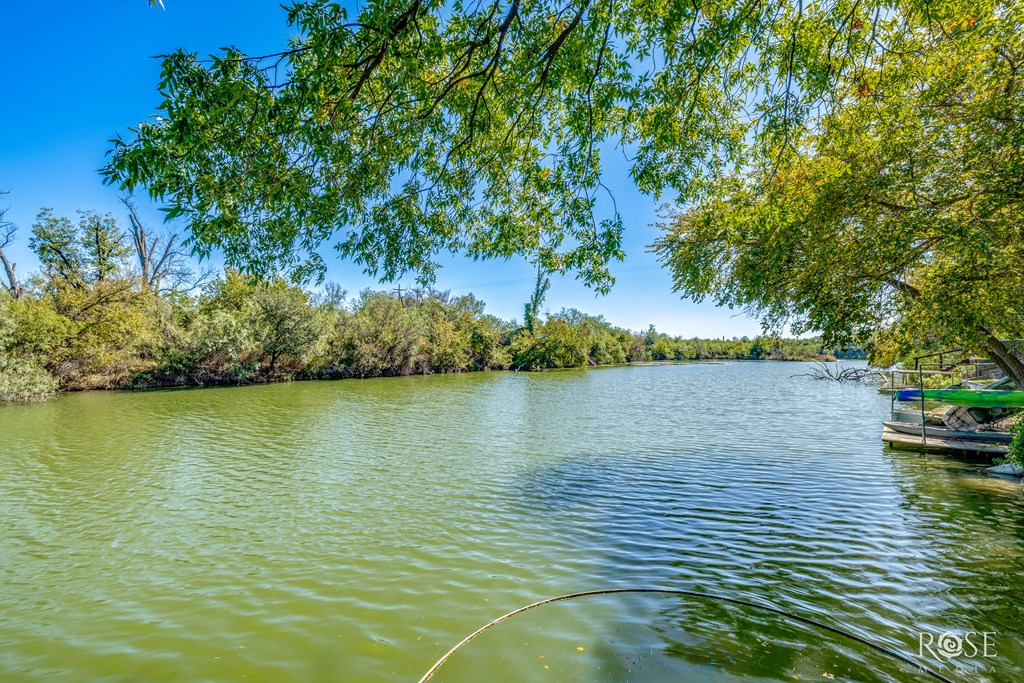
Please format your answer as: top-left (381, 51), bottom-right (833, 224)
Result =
top-left (0, 206), bottom-right (859, 403)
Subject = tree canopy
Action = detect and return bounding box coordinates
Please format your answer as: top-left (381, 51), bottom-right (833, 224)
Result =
top-left (104, 0), bottom-right (989, 287)
top-left (103, 0), bottom-right (1024, 379)
top-left (653, 2), bottom-right (1024, 383)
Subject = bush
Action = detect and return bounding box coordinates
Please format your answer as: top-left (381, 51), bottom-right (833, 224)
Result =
top-left (0, 255), bottom-right (844, 400)
top-left (0, 291), bottom-right (58, 402)
top-left (188, 309), bottom-right (258, 379)
top-left (0, 355), bottom-right (58, 402)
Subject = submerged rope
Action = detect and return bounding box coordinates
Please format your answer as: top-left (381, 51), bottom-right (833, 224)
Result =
top-left (417, 587), bottom-right (956, 683)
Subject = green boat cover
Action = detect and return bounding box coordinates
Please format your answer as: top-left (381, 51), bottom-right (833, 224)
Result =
top-left (895, 388), bottom-right (1024, 408)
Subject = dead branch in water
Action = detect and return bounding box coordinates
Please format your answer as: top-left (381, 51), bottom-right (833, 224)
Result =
top-left (796, 361), bottom-right (875, 381)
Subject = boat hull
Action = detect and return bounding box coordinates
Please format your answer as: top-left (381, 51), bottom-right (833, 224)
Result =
top-left (883, 421), bottom-right (1011, 443)
top-left (881, 426), bottom-right (1008, 455)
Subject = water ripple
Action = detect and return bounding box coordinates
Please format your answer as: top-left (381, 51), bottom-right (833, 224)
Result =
top-left (2, 363), bottom-right (1023, 682)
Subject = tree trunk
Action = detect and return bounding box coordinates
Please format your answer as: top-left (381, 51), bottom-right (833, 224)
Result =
top-left (980, 329), bottom-right (1024, 388)
top-left (122, 197), bottom-right (154, 294)
top-left (0, 248), bottom-right (20, 299)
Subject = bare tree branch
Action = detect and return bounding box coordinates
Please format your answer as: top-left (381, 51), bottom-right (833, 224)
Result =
top-left (120, 195), bottom-right (203, 294)
top-left (0, 192), bottom-right (23, 299)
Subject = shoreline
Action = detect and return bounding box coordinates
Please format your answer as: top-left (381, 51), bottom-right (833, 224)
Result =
top-left (2, 356), bottom-right (835, 404)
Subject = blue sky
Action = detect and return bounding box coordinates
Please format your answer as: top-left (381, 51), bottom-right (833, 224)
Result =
top-left (0, 0), bottom-right (763, 337)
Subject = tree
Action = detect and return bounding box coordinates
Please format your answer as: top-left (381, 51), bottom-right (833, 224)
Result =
top-left (30, 209), bottom-right (86, 287)
top-left (102, 1), bottom-right (1024, 379)
top-left (30, 209), bottom-right (133, 285)
top-left (468, 313), bottom-right (511, 369)
top-left (199, 269), bottom-right (317, 374)
top-left (121, 196), bottom-right (204, 294)
top-left (202, 268), bottom-right (258, 312)
top-left (79, 211), bottom-right (130, 282)
top-left (654, 7), bottom-right (1024, 384)
top-left (333, 290), bottom-right (430, 376)
top-left (0, 193), bottom-right (22, 299)
top-left (245, 278), bottom-right (323, 373)
top-left (21, 209), bottom-right (153, 388)
top-left (104, 0), bottom-right (972, 288)
top-left (522, 264), bottom-right (550, 335)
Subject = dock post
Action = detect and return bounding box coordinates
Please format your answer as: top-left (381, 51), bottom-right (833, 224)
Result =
top-left (919, 368), bottom-right (927, 445)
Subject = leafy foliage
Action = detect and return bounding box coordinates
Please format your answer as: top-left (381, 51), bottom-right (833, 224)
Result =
top-left (654, 3), bottom-right (1024, 383)
top-left (2, 247), bottom-right (840, 398)
top-left (0, 353), bottom-right (58, 403)
top-left (1007, 419), bottom-right (1024, 469)
top-left (30, 210), bottom-right (86, 286)
top-left (243, 277), bottom-right (324, 372)
top-left (103, 0), bottom-right (978, 289)
top-left (0, 291), bottom-right (58, 402)
top-left (0, 195), bottom-right (851, 401)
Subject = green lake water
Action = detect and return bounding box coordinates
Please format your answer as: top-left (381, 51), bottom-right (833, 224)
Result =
top-left (1, 361), bottom-right (1022, 682)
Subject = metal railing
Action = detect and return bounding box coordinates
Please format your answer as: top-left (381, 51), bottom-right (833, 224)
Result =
top-left (913, 347), bottom-right (964, 371)
top-left (912, 340), bottom-right (1022, 372)
top-left (888, 368), bottom-right (931, 445)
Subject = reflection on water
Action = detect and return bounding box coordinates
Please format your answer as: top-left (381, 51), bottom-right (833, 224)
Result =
top-left (1, 362), bottom-right (1022, 682)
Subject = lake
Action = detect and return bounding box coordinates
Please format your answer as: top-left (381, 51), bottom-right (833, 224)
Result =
top-left (1, 362), bottom-right (1022, 682)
